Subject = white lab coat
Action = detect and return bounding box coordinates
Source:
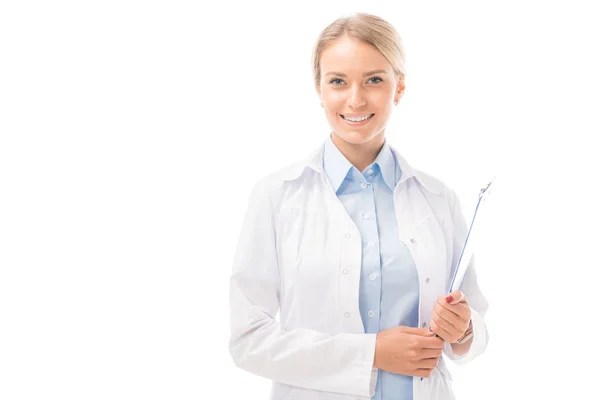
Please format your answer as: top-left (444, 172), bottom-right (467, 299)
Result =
top-left (228, 139), bottom-right (489, 400)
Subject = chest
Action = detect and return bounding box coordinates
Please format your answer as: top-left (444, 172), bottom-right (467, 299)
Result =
top-left (274, 173), bottom-right (452, 330)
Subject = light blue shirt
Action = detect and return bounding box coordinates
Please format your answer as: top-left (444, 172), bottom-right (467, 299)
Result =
top-left (322, 134), bottom-right (420, 400)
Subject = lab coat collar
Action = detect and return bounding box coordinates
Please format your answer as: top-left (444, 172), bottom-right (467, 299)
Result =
top-left (279, 136), bottom-right (443, 195)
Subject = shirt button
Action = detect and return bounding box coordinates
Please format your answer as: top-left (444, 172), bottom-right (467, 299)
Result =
top-left (344, 233), bottom-right (351, 239)
top-left (410, 238), bottom-right (417, 244)
top-left (369, 272), bottom-right (378, 280)
top-left (367, 169), bottom-right (373, 174)
top-left (367, 240), bottom-right (374, 247)
top-left (425, 277), bottom-right (430, 283)
top-left (368, 311), bottom-right (375, 317)
top-left (361, 182), bottom-right (368, 189)
top-left (342, 269), bottom-right (348, 274)
top-left (344, 312), bottom-right (351, 318)
top-left (364, 212), bottom-right (372, 220)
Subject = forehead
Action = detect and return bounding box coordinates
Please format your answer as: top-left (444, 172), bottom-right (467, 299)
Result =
top-left (320, 35), bottom-right (391, 74)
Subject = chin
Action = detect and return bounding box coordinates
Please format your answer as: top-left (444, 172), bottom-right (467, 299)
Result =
top-left (333, 129), bottom-right (379, 144)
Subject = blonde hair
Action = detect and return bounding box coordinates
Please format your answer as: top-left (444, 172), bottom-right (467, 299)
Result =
top-left (311, 12), bottom-right (406, 93)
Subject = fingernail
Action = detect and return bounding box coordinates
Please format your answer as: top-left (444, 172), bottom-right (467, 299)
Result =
top-left (445, 295), bottom-right (454, 303)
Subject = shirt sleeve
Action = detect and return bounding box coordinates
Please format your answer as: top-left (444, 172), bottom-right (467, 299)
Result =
top-left (228, 177), bottom-right (378, 398)
top-left (443, 188), bottom-right (490, 364)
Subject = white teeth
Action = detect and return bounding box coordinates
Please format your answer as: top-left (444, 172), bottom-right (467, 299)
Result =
top-left (343, 114), bottom-right (373, 122)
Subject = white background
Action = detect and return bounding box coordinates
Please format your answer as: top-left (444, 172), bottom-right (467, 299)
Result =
top-left (1, 1), bottom-right (599, 399)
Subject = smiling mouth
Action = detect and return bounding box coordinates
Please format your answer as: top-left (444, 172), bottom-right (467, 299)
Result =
top-left (340, 114), bottom-right (375, 124)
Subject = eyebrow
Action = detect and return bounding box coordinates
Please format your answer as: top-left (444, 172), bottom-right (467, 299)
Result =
top-left (325, 69), bottom-right (388, 78)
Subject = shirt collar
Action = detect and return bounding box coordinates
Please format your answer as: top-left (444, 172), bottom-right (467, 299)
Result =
top-left (277, 135), bottom-right (443, 196)
top-left (322, 134), bottom-right (397, 192)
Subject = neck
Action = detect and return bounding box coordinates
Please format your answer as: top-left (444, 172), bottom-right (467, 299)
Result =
top-left (330, 132), bottom-right (385, 172)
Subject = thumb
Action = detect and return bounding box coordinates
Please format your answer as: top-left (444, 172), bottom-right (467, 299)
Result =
top-left (414, 327), bottom-right (436, 336)
top-left (394, 326), bottom-right (435, 336)
top-left (445, 290), bottom-right (465, 305)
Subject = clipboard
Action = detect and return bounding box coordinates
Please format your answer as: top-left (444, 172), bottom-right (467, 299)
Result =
top-left (421, 177), bottom-right (496, 381)
top-left (448, 176), bottom-right (496, 293)
top-left (421, 177), bottom-right (496, 380)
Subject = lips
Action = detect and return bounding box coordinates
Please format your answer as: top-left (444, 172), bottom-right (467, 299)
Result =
top-left (339, 114), bottom-right (375, 127)
top-left (340, 114), bottom-right (375, 121)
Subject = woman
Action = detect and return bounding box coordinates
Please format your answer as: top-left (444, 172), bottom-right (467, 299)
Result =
top-left (228, 12), bottom-right (489, 400)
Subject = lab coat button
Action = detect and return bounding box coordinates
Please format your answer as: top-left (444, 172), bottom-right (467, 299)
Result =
top-left (367, 240), bottom-right (374, 247)
top-left (344, 233), bottom-right (351, 239)
top-left (422, 322), bottom-right (427, 327)
top-left (410, 238), bottom-right (416, 244)
top-left (364, 212), bottom-right (372, 220)
top-left (342, 269), bottom-right (348, 274)
top-left (368, 311), bottom-right (375, 317)
top-left (344, 312), bottom-right (351, 318)
top-left (425, 277), bottom-right (430, 283)
top-left (369, 272), bottom-right (377, 280)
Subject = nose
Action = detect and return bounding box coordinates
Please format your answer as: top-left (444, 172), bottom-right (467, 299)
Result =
top-left (347, 85), bottom-right (367, 109)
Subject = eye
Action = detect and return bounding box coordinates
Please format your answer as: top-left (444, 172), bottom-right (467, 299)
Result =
top-left (328, 76), bottom-right (383, 85)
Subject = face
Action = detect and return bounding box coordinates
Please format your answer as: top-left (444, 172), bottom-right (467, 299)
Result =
top-left (318, 35), bottom-right (405, 146)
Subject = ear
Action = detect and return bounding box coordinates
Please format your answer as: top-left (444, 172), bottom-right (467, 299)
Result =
top-left (394, 78), bottom-right (406, 103)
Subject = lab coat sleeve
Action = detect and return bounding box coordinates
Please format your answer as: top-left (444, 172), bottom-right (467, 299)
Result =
top-left (228, 178), bottom-right (378, 398)
top-left (443, 188), bottom-right (490, 364)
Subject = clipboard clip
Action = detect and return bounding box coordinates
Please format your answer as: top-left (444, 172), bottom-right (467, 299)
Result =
top-left (478, 176), bottom-right (496, 202)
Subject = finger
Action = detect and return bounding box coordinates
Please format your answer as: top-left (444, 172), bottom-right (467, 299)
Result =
top-left (444, 290), bottom-right (466, 305)
top-left (416, 348), bottom-right (443, 359)
top-left (418, 335), bottom-right (445, 349)
top-left (396, 326), bottom-right (436, 336)
top-left (413, 327), bottom-right (437, 337)
top-left (433, 302), bottom-right (464, 331)
top-left (431, 314), bottom-right (462, 340)
top-left (437, 298), bottom-right (471, 321)
top-left (421, 357), bottom-right (440, 369)
top-left (411, 356), bottom-right (439, 370)
top-left (430, 319), bottom-right (454, 342)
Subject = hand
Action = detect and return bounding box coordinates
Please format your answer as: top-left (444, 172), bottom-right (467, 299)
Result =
top-left (373, 326), bottom-right (444, 378)
top-left (429, 290), bottom-right (472, 343)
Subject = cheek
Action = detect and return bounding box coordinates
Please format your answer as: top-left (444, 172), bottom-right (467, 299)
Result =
top-left (323, 93), bottom-right (344, 108)
top-left (325, 106), bottom-right (339, 119)
top-left (374, 89), bottom-right (396, 106)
